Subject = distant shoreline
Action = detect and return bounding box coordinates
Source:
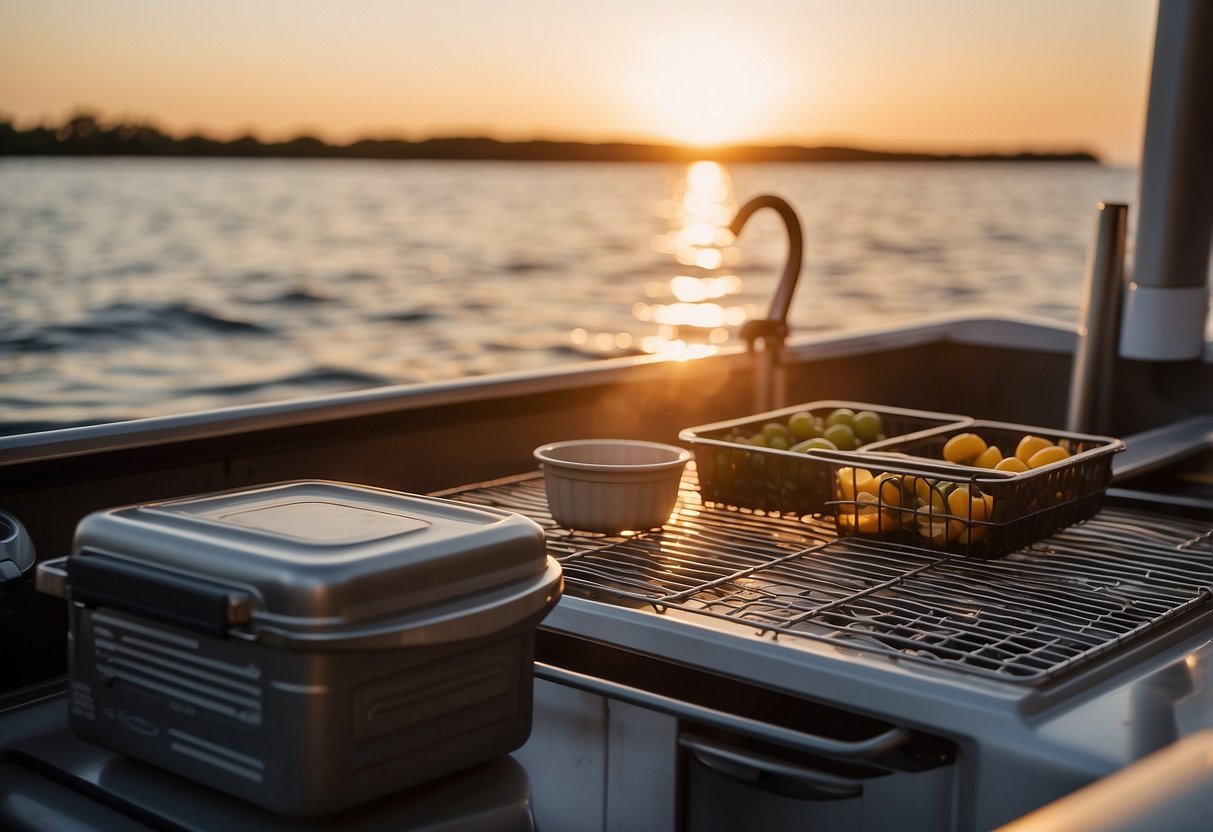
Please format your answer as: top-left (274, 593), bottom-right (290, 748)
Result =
top-left (0, 114), bottom-right (1100, 164)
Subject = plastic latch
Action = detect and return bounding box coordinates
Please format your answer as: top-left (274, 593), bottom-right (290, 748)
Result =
top-left (68, 551), bottom-right (252, 637)
top-left (0, 510), bottom-right (35, 588)
top-left (0, 560), bottom-right (22, 586)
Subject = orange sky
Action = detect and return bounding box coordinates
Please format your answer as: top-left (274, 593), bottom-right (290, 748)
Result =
top-left (0, 0), bottom-right (1158, 164)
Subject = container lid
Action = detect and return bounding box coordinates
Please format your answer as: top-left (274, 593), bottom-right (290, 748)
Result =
top-left (63, 481), bottom-right (558, 647)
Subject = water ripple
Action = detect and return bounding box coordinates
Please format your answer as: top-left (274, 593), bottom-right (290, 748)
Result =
top-left (0, 158), bottom-right (1140, 433)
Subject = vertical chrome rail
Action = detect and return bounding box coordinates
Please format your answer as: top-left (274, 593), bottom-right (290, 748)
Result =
top-left (1067, 202), bottom-right (1128, 435)
top-left (1119, 0), bottom-right (1213, 361)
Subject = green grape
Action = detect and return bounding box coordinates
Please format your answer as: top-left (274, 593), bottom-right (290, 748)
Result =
top-left (787, 411), bottom-right (820, 441)
top-left (762, 421), bottom-right (792, 443)
top-left (791, 437), bottom-right (838, 453)
top-left (823, 423), bottom-right (857, 450)
top-left (853, 410), bottom-right (884, 443)
top-left (825, 407), bottom-right (856, 428)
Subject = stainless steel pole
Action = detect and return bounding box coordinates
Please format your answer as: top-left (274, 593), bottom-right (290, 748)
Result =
top-left (1119, 0), bottom-right (1213, 361)
top-left (1067, 202), bottom-right (1128, 435)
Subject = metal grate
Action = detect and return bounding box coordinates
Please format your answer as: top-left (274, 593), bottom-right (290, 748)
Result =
top-left (443, 468), bottom-right (1213, 684)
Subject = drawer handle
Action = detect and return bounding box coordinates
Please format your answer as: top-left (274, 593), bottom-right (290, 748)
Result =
top-left (533, 661), bottom-right (912, 764)
top-left (680, 733), bottom-right (866, 801)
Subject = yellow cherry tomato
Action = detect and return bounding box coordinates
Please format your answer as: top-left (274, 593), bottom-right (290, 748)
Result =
top-left (838, 491), bottom-right (885, 534)
top-left (836, 467), bottom-right (874, 501)
top-left (940, 487), bottom-right (993, 545)
top-left (1015, 435), bottom-right (1053, 463)
top-left (1027, 445), bottom-right (1071, 468)
top-left (949, 520), bottom-right (988, 545)
top-left (946, 486), bottom-right (990, 522)
top-left (995, 456), bottom-right (1029, 473)
top-left (972, 445), bottom-right (1003, 468)
top-left (943, 433), bottom-right (988, 464)
top-left (917, 513), bottom-right (950, 546)
top-left (904, 476), bottom-right (934, 505)
top-left (875, 473), bottom-right (903, 507)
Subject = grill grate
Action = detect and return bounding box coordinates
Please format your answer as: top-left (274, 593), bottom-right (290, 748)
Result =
top-left (444, 469), bottom-right (1213, 683)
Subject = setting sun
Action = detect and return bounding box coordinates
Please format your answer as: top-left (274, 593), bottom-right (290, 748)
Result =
top-left (0, 1), bottom-right (1154, 163)
top-left (629, 21), bottom-right (784, 147)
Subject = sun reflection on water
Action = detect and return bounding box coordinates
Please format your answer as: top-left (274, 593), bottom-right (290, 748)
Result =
top-left (637, 160), bottom-right (750, 360)
top-left (569, 160), bottom-right (755, 362)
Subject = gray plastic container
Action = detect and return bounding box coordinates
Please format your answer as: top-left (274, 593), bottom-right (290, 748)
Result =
top-left (36, 480), bottom-right (562, 817)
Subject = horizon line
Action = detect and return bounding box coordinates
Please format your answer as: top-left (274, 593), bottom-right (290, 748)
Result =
top-left (0, 110), bottom-right (1103, 164)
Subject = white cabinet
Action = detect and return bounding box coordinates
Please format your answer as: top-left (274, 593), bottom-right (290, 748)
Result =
top-left (516, 673), bottom-right (957, 832)
top-left (515, 679), bottom-right (679, 831)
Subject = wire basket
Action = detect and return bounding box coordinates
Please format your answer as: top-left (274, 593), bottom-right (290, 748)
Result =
top-left (817, 421), bottom-right (1125, 559)
top-left (679, 401), bottom-right (971, 517)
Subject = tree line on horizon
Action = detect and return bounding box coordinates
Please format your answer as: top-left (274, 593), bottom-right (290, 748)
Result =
top-left (0, 112), bottom-right (1100, 164)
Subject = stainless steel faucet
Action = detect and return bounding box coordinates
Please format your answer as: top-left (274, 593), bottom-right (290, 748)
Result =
top-left (728, 195), bottom-right (804, 412)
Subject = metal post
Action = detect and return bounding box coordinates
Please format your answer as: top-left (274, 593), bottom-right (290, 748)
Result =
top-left (1067, 202), bottom-right (1128, 435)
top-left (1119, 0), bottom-right (1213, 361)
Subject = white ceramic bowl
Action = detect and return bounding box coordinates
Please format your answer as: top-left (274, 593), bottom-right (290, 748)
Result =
top-left (533, 439), bottom-right (692, 533)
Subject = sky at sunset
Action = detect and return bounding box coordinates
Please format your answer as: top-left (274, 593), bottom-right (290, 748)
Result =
top-left (1, 0), bottom-right (1158, 165)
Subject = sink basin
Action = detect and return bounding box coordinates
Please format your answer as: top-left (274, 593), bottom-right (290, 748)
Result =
top-left (1112, 416), bottom-right (1213, 514)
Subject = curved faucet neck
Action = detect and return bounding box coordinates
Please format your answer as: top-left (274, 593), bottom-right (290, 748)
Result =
top-left (728, 194), bottom-right (805, 412)
top-left (728, 195), bottom-right (804, 324)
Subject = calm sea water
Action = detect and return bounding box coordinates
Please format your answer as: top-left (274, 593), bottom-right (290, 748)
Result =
top-left (0, 157), bottom-right (1138, 435)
